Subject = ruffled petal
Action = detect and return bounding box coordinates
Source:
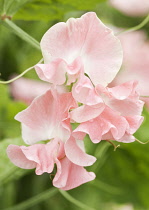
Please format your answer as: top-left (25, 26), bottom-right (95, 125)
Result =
top-left (73, 117), bottom-right (109, 143)
top-left (53, 157), bottom-right (95, 190)
top-left (35, 59), bottom-right (66, 85)
top-left (72, 75), bottom-right (103, 105)
top-left (7, 138), bottom-right (65, 176)
top-left (65, 136), bottom-right (96, 166)
top-left (7, 145), bottom-right (36, 169)
top-left (107, 80), bottom-right (139, 100)
top-left (15, 89), bottom-right (77, 144)
top-left (125, 116), bottom-right (144, 134)
top-left (96, 81), bottom-right (144, 116)
top-left (73, 107), bottom-right (130, 142)
top-left (70, 104), bottom-right (105, 123)
top-left (40, 12), bottom-right (122, 86)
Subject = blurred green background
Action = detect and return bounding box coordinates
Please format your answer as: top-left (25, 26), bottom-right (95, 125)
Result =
top-left (0, 0), bottom-right (149, 210)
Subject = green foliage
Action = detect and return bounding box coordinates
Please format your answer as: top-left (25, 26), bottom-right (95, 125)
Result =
top-left (94, 108), bottom-right (149, 209)
top-left (13, 0), bottom-right (106, 22)
top-left (0, 0), bottom-right (30, 16)
top-left (0, 85), bottom-right (26, 139)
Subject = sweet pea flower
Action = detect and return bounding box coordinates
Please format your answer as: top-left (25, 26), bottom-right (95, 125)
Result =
top-left (15, 89), bottom-right (77, 145)
top-left (35, 12), bottom-right (122, 87)
top-left (109, 0), bottom-right (149, 17)
top-left (71, 79), bottom-right (144, 143)
top-left (14, 88), bottom-right (96, 167)
top-left (6, 12), bottom-right (145, 191)
top-left (7, 138), bottom-right (95, 190)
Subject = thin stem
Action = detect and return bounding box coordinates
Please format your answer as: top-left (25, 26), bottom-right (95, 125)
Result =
top-left (0, 58), bottom-right (43, 84)
top-left (135, 138), bottom-right (149, 144)
top-left (59, 190), bottom-right (95, 210)
top-left (116, 13), bottom-right (149, 36)
top-left (1, 18), bottom-right (40, 50)
top-left (106, 140), bottom-right (120, 151)
top-left (4, 188), bottom-right (58, 210)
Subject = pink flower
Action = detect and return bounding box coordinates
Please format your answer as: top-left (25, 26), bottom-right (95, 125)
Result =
top-left (35, 12), bottom-right (122, 87)
top-left (109, 0), bottom-right (149, 16)
top-left (7, 138), bottom-right (95, 190)
top-left (14, 87), bottom-right (96, 166)
top-left (6, 12), bottom-right (145, 191)
top-left (15, 89), bottom-right (77, 144)
top-left (70, 75), bottom-right (105, 122)
top-left (71, 80), bottom-right (144, 143)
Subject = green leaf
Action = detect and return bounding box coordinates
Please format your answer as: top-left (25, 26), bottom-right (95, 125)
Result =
top-left (0, 85), bottom-right (27, 139)
top-left (13, 0), bottom-right (106, 22)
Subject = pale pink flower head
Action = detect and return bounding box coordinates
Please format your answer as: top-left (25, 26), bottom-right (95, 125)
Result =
top-left (15, 89), bottom-right (77, 145)
top-left (7, 138), bottom-right (95, 190)
top-left (72, 80), bottom-right (144, 143)
top-left (14, 86), bottom-right (96, 167)
top-left (109, 0), bottom-right (149, 16)
top-left (35, 12), bottom-right (122, 87)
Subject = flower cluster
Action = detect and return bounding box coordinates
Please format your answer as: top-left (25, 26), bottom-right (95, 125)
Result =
top-left (7, 12), bottom-right (144, 190)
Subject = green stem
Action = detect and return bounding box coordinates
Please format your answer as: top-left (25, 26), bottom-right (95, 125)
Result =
top-left (0, 58), bottom-right (43, 84)
top-left (135, 138), bottom-right (149, 144)
top-left (1, 18), bottom-right (40, 50)
top-left (3, 188), bottom-right (58, 210)
top-left (90, 179), bottom-right (121, 195)
top-left (116, 13), bottom-right (149, 36)
top-left (59, 190), bottom-right (95, 210)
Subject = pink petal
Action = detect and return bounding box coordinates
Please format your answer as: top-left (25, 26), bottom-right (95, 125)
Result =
top-left (40, 12), bottom-right (122, 86)
top-left (66, 57), bottom-right (83, 85)
top-left (73, 107), bottom-right (129, 142)
top-left (101, 107), bottom-right (129, 140)
top-left (73, 117), bottom-right (109, 143)
top-left (113, 134), bottom-right (136, 143)
top-left (110, 0), bottom-right (149, 16)
top-left (107, 80), bottom-right (139, 100)
top-left (72, 75), bottom-right (103, 105)
top-left (125, 116), bottom-right (144, 134)
top-left (7, 138), bottom-right (65, 176)
top-left (53, 157), bottom-right (95, 190)
top-left (7, 145), bottom-right (36, 169)
top-left (35, 59), bottom-right (66, 85)
top-left (35, 57), bottom-right (83, 86)
top-left (140, 97), bottom-right (149, 111)
top-left (97, 81), bottom-right (144, 116)
top-left (65, 136), bottom-right (96, 166)
top-left (15, 89), bottom-right (77, 144)
top-left (106, 98), bottom-right (144, 116)
top-left (70, 103), bottom-right (105, 123)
